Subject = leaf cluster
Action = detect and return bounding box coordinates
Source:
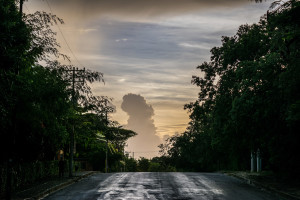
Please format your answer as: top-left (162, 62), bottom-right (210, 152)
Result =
top-left (160, 0), bottom-right (300, 174)
top-left (0, 0), bottom-right (136, 169)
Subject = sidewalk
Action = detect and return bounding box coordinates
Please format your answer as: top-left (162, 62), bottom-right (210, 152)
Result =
top-left (12, 171), bottom-right (97, 200)
top-left (224, 171), bottom-right (300, 200)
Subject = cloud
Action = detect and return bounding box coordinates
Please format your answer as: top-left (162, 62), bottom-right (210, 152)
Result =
top-left (26, 0), bottom-right (271, 144)
top-left (115, 38), bottom-right (128, 42)
top-left (122, 93), bottom-right (155, 122)
top-left (79, 28), bottom-right (97, 34)
top-left (40, 0), bottom-right (253, 22)
top-left (178, 42), bottom-right (211, 49)
top-left (121, 93), bottom-right (161, 158)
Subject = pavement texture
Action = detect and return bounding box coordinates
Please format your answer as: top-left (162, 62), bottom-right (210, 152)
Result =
top-left (7, 171), bottom-right (299, 200)
top-left (224, 171), bottom-right (300, 200)
top-left (43, 172), bottom-right (284, 200)
top-left (11, 171), bottom-right (97, 200)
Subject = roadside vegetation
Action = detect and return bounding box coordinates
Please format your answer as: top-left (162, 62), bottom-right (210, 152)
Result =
top-left (157, 0), bottom-right (300, 176)
top-left (0, 0), bottom-right (136, 195)
top-left (121, 157), bottom-right (175, 172)
top-left (1, 0), bottom-right (299, 196)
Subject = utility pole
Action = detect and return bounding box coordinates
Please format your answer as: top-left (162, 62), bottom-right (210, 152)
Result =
top-left (20, 0), bottom-right (24, 15)
top-left (251, 151), bottom-right (256, 172)
top-left (66, 67), bottom-right (85, 177)
top-left (105, 138), bottom-right (108, 173)
top-left (105, 105), bottom-right (108, 173)
top-left (257, 148), bottom-right (262, 172)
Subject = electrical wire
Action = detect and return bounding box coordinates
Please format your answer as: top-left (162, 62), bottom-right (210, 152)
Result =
top-left (24, 4), bottom-right (30, 13)
top-left (45, 0), bottom-right (83, 67)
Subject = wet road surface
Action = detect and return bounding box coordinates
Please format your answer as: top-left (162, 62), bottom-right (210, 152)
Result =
top-left (43, 172), bottom-right (284, 200)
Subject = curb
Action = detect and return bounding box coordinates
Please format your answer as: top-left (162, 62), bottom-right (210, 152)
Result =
top-left (226, 173), bottom-right (300, 200)
top-left (34, 171), bottom-right (97, 200)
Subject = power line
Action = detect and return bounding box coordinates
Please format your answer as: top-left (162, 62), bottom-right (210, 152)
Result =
top-left (45, 0), bottom-right (83, 67)
top-left (24, 4), bottom-right (30, 13)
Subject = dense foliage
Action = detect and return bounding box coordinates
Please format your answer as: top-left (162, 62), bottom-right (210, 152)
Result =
top-left (0, 0), bottom-right (136, 175)
top-left (122, 157), bottom-right (176, 172)
top-left (160, 0), bottom-right (300, 175)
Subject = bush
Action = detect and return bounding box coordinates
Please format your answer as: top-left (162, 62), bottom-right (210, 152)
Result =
top-left (148, 162), bottom-right (161, 172)
top-left (125, 158), bottom-right (137, 172)
top-left (0, 160), bottom-right (63, 195)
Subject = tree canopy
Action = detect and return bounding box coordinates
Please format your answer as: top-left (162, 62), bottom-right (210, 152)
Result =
top-left (0, 0), bottom-right (136, 172)
top-left (159, 0), bottom-right (300, 175)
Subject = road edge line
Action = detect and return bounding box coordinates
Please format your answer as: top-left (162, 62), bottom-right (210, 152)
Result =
top-left (35, 171), bottom-right (97, 200)
top-left (224, 172), bottom-right (300, 200)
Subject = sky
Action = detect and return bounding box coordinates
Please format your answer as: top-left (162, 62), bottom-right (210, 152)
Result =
top-left (25, 0), bottom-right (271, 158)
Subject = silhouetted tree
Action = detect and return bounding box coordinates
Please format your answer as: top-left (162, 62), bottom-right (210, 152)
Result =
top-left (159, 0), bottom-right (300, 175)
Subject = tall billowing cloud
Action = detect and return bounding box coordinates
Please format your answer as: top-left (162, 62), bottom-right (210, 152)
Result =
top-left (121, 94), bottom-right (161, 158)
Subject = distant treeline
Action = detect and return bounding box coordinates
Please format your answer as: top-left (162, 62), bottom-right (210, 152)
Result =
top-left (158, 0), bottom-right (300, 176)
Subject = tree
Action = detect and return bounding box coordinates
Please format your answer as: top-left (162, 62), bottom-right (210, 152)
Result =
top-left (0, 0), bottom-right (108, 163)
top-left (74, 112), bottom-right (136, 171)
top-left (0, 0), bottom-right (33, 162)
top-left (138, 157), bottom-right (150, 172)
top-left (159, 0), bottom-right (300, 175)
top-left (125, 157), bottom-right (138, 172)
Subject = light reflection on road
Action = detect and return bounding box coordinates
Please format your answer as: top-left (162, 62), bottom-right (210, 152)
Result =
top-left (43, 172), bottom-right (283, 200)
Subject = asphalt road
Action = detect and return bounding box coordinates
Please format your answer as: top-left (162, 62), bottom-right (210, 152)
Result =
top-left (43, 172), bottom-right (284, 200)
